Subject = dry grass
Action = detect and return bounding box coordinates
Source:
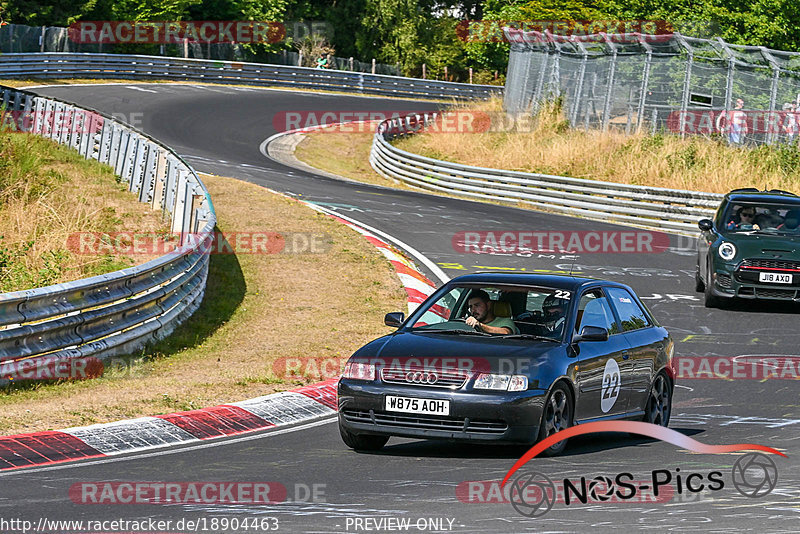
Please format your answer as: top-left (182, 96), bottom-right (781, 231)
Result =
top-left (0, 132), bottom-right (169, 292)
top-left (0, 174), bottom-right (406, 435)
top-left (294, 122), bottom-right (414, 189)
top-left (394, 98), bottom-right (800, 195)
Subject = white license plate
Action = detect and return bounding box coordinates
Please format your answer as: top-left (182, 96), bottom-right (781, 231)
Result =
top-left (385, 396), bottom-right (450, 416)
top-left (759, 272), bottom-right (792, 284)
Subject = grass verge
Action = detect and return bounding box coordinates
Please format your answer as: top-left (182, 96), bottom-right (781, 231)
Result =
top-left (394, 98), bottom-right (800, 195)
top-left (0, 131), bottom-right (169, 292)
top-left (0, 174), bottom-right (406, 435)
top-left (295, 97), bottom-right (800, 196)
top-left (293, 122), bottom-right (413, 190)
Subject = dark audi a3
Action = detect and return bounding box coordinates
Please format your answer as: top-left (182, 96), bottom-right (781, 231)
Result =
top-left (338, 273), bottom-right (675, 455)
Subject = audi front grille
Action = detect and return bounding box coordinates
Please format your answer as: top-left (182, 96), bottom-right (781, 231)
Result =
top-left (380, 367), bottom-right (469, 388)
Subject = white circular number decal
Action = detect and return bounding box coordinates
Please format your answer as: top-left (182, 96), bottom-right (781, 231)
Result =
top-left (600, 359), bottom-right (621, 413)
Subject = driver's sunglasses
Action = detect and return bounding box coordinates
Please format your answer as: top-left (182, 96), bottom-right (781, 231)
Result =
top-left (741, 211), bottom-right (755, 218)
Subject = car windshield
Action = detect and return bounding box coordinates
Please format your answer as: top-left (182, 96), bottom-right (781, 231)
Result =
top-left (722, 202), bottom-right (800, 234)
top-left (407, 284), bottom-right (573, 341)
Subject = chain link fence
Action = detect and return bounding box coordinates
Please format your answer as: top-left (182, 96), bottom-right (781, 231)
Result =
top-left (503, 29), bottom-right (800, 147)
top-left (0, 23), bottom-right (401, 76)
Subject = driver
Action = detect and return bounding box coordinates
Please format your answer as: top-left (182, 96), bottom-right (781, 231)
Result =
top-left (541, 293), bottom-right (568, 336)
top-left (465, 290), bottom-right (518, 335)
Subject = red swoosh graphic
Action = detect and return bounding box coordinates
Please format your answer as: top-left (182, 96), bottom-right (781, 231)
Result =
top-left (501, 421), bottom-right (786, 487)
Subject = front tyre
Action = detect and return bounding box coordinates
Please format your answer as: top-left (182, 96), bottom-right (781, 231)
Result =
top-left (704, 260), bottom-right (723, 308)
top-left (695, 261), bottom-right (705, 292)
top-left (537, 383), bottom-right (573, 456)
top-left (644, 374), bottom-right (672, 427)
top-left (339, 420), bottom-right (389, 451)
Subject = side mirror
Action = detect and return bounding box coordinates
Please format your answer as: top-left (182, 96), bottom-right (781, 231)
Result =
top-left (698, 219), bottom-right (713, 232)
top-left (573, 325), bottom-right (609, 343)
top-left (384, 312), bottom-right (405, 328)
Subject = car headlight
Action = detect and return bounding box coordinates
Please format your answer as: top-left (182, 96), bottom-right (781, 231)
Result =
top-left (718, 242), bottom-right (736, 261)
top-left (474, 373), bottom-right (528, 391)
top-left (342, 361), bottom-right (375, 380)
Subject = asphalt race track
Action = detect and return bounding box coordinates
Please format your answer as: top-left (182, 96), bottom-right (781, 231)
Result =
top-left (4, 83), bottom-right (798, 533)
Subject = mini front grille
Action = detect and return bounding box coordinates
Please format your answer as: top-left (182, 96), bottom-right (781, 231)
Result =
top-left (380, 367), bottom-right (468, 388)
top-left (342, 409), bottom-right (508, 434)
top-left (738, 287), bottom-right (755, 296)
top-left (755, 287), bottom-right (797, 299)
top-left (717, 273), bottom-right (732, 288)
top-left (742, 258), bottom-right (800, 271)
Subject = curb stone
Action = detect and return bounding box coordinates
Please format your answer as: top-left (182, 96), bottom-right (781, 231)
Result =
top-left (0, 199), bottom-right (437, 471)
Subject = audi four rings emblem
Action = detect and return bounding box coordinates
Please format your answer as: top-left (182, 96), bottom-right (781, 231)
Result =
top-left (406, 371), bottom-right (438, 384)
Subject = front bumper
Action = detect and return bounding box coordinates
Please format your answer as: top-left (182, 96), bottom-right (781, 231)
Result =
top-left (338, 379), bottom-right (547, 444)
top-left (711, 264), bottom-right (800, 301)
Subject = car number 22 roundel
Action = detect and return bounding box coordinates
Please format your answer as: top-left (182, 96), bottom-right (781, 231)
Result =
top-left (600, 359), bottom-right (621, 413)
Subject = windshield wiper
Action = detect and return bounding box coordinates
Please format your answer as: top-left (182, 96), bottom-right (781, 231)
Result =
top-left (502, 334), bottom-right (560, 342)
top-left (415, 328), bottom-right (492, 336)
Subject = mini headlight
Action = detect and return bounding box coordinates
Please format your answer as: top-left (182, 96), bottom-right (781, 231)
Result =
top-left (718, 242), bottom-right (736, 261)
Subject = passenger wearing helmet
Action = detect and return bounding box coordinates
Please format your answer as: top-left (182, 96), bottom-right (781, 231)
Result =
top-left (541, 293), bottom-right (568, 338)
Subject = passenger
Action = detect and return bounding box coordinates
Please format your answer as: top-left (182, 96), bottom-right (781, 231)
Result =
top-left (778, 209), bottom-right (800, 233)
top-left (541, 293), bottom-right (569, 337)
top-left (465, 290), bottom-right (518, 335)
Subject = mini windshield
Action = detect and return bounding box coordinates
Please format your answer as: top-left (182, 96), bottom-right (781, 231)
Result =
top-left (722, 202), bottom-right (800, 234)
top-left (408, 284), bottom-right (573, 340)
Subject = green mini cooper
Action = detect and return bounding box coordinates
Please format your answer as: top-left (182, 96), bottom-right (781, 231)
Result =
top-left (697, 188), bottom-right (800, 308)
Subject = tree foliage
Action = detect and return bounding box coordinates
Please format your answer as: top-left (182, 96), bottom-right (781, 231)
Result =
top-left (2, 0), bottom-right (800, 79)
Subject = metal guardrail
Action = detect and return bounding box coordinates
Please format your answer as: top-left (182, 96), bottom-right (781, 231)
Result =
top-left (0, 53), bottom-right (501, 101)
top-left (370, 112), bottom-right (722, 233)
top-left (0, 84), bottom-right (215, 378)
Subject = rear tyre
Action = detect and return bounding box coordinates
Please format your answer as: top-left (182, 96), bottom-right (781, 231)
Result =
top-left (643, 373), bottom-right (672, 427)
top-left (537, 383), bottom-right (573, 457)
top-left (339, 421), bottom-right (389, 451)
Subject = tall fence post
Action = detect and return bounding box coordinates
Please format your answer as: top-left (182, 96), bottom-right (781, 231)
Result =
top-left (678, 41), bottom-right (694, 139)
top-left (636, 39), bottom-right (653, 133)
top-left (761, 47), bottom-right (780, 145)
top-left (569, 44), bottom-right (588, 125)
top-left (601, 36), bottom-right (618, 132)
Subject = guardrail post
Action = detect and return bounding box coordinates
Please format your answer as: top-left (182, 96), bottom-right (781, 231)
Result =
top-left (31, 97), bottom-right (45, 134)
top-left (98, 118), bottom-right (113, 163)
top-left (119, 130), bottom-right (137, 182)
top-left (79, 112), bottom-right (95, 157)
top-left (130, 138), bottom-right (147, 194)
top-left (152, 150), bottom-right (168, 210)
top-left (172, 169), bottom-right (189, 240)
top-left (164, 157), bottom-right (178, 215)
top-left (139, 142), bottom-right (157, 203)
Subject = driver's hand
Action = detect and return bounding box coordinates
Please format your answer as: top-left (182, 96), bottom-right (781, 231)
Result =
top-left (465, 316), bottom-right (480, 329)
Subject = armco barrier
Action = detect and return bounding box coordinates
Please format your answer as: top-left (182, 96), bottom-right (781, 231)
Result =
top-left (0, 84), bottom-right (215, 379)
top-left (0, 53), bottom-right (501, 101)
top-left (370, 112), bottom-right (722, 233)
